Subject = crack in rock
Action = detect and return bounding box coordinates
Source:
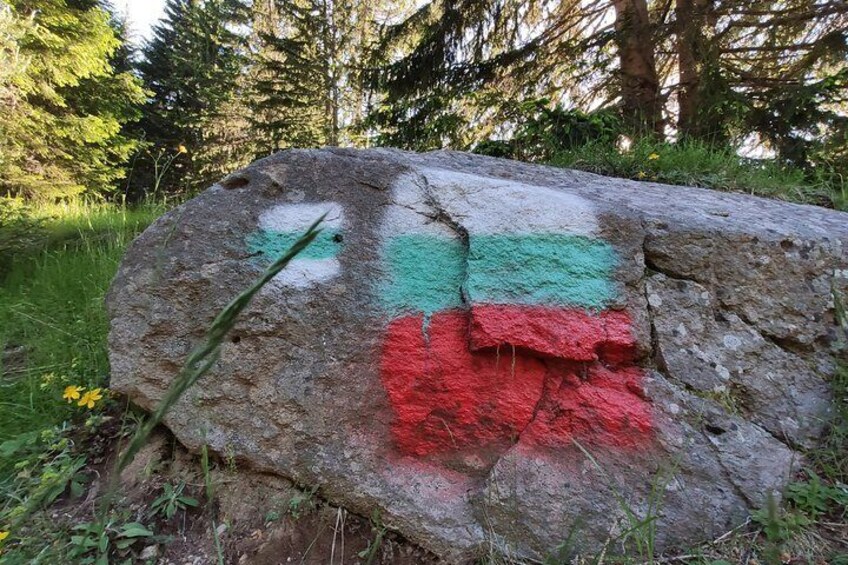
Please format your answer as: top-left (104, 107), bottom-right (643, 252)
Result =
top-left (639, 231), bottom-right (829, 456)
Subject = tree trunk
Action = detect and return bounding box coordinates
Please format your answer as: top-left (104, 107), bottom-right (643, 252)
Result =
top-left (321, 0), bottom-right (340, 146)
top-left (676, 0), bottom-right (711, 139)
top-left (612, 0), bottom-right (663, 136)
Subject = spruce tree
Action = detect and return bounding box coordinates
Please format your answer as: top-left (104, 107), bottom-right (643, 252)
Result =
top-left (365, 0), bottom-right (586, 149)
top-left (246, 0), bottom-right (390, 155)
top-left (0, 0), bottom-right (146, 199)
top-left (137, 0), bottom-right (250, 194)
top-left (247, 0), bottom-right (326, 155)
top-left (667, 0), bottom-right (848, 158)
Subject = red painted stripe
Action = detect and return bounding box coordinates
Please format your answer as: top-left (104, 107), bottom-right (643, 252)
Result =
top-left (380, 311), bottom-right (547, 456)
top-left (470, 305), bottom-right (638, 364)
top-left (523, 364), bottom-right (653, 449)
top-left (380, 309), bottom-right (653, 457)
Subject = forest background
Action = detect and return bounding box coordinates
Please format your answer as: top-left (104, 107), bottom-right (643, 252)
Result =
top-left (1, 0), bottom-right (846, 209)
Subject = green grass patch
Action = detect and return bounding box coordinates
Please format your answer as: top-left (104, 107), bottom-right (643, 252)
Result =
top-left (0, 200), bottom-right (164, 548)
top-left (0, 198), bottom-right (323, 562)
top-left (548, 139), bottom-right (848, 211)
top-left (2, 198), bottom-right (167, 264)
top-left (813, 360), bottom-right (848, 483)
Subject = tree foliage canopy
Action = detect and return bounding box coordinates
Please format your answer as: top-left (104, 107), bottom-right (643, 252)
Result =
top-left (0, 0), bottom-right (145, 199)
top-left (0, 0), bottom-right (845, 204)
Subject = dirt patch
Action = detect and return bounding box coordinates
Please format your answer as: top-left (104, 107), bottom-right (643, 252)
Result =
top-left (110, 428), bottom-right (443, 564)
top-left (230, 505), bottom-right (438, 565)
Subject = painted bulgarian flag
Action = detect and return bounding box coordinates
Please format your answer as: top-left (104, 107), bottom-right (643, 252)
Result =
top-left (379, 179), bottom-right (653, 457)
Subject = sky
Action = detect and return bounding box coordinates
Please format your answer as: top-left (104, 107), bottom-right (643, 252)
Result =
top-left (116, 0), bottom-right (167, 45)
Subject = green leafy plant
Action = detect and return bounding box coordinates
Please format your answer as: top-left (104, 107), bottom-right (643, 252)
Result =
top-left (287, 486), bottom-right (318, 520)
top-left (69, 519), bottom-right (156, 564)
top-left (786, 469), bottom-right (848, 519)
top-left (149, 481), bottom-right (199, 520)
top-left (0, 426), bottom-right (87, 530)
top-left (223, 444), bottom-right (237, 473)
top-left (264, 509), bottom-right (281, 523)
top-left (752, 493), bottom-right (811, 543)
top-left (357, 509), bottom-right (387, 565)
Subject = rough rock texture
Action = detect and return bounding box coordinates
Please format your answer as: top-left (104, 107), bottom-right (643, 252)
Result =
top-left (107, 149), bottom-right (848, 562)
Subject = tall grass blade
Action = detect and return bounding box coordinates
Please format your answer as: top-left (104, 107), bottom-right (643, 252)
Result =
top-left (99, 214), bottom-right (326, 517)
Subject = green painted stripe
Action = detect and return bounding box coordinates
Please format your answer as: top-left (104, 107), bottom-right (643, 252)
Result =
top-left (379, 233), bottom-right (617, 314)
top-left (247, 228), bottom-right (342, 260)
top-left (379, 235), bottom-right (466, 316)
top-left (467, 234), bottom-right (617, 310)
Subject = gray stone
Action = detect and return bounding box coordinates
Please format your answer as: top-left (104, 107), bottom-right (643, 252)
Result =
top-left (107, 148), bottom-right (847, 562)
top-left (647, 274), bottom-right (833, 448)
top-left (139, 545), bottom-right (159, 562)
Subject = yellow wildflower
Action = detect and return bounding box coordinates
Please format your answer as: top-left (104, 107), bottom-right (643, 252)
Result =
top-left (648, 152), bottom-right (660, 160)
top-left (78, 388), bottom-right (103, 409)
top-left (63, 385), bottom-right (83, 403)
top-left (636, 171), bottom-right (647, 179)
top-left (0, 530), bottom-right (8, 541)
top-left (178, 144), bottom-right (188, 154)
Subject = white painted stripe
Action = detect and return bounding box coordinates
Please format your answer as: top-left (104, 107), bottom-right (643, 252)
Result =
top-left (259, 202), bottom-right (345, 233)
top-left (381, 176), bottom-right (457, 238)
top-left (421, 168), bottom-right (599, 236)
top-left (267, 258), bottom-right (341, 289)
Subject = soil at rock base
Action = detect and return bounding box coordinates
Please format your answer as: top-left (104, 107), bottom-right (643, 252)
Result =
top-left (54, 422), bottom-right (442, 565)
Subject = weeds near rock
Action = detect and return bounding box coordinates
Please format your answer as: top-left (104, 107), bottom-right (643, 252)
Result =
top-left (358, 510), bottom-right (388, 565)
top-left (68, 519), bottom-right (158, 563)
top-left (288, 486), bottom-right (319, 520)
top-left (149, 481), bottom-right (199, 520)
top-left (573, 438), bottom-right (679, 563)
top-left (2, 209), bottom-right (323, 562)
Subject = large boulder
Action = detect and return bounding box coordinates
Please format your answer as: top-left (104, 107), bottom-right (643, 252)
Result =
top-left (107, 149), bottom-right (847, 561)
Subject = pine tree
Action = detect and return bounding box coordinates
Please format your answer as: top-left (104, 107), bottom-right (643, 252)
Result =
top-left (0, 4), bottom-right (31, 190)
top-left (0, 0), bottom-right (146, 199)
top-left (246, 0), bottom-right (393, 155)
top-left (364, 0), bottom-right (608, 149)
top-left (717, 0), bottom-right (847, 166)
top-left (247, 0), bottom-right (327, 155)
top-left (137, 0), bottom-right (250, 194)
top-left (366, 0), bottom-right (847, 164)
top-left (612, 0), bottom-right (663, 135)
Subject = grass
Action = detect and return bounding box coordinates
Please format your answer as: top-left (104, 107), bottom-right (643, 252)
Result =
top-left (0, 199), bottom-right (165, 559)
top-left (0, 198), bottom-right (323, 562)
top-left (0, 200), bottom-right (165, 449)
top-left (547, 139), bottom-right (848, 211)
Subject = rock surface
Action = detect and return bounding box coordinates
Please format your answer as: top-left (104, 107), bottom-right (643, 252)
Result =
top-left (107, 149), bottom-right (848, 561)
